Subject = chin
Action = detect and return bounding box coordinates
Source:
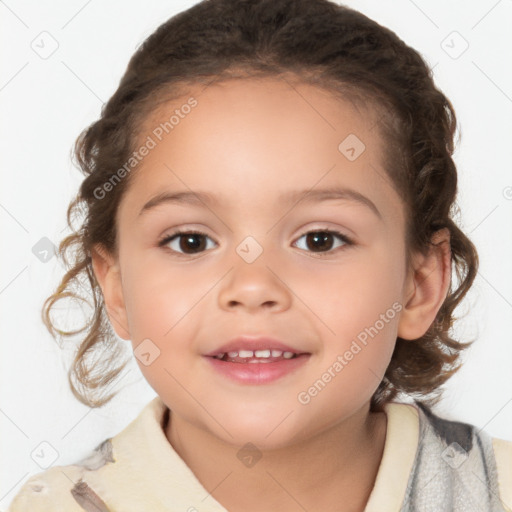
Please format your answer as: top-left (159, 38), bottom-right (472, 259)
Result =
top-left (205, 406), bottom-right (308, 451)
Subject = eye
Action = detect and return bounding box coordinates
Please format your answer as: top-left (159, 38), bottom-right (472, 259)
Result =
top-left (158, 228), bottom-right (354, 257)
top-left (158, 229), bottom-right (217, 256)
top-left (293, 229), bottom-right (354, 256)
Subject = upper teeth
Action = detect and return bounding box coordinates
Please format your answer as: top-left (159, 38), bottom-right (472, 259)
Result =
top-left (215, 349), bottom-right (295, 359)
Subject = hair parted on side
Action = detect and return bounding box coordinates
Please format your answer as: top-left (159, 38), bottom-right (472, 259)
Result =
top-left (42, 0), bottom-right (479, 411)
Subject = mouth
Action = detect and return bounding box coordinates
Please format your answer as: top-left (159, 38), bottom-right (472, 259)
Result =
top-left (208, 348), bottom-right (305, 364)
top-left (203, 337), bottom-right (311, 384)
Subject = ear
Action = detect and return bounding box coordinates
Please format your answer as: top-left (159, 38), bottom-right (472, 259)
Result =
top-left (91, 243), bottom-right (131, 341)
top-left (397, 228), bottom-right (451, 340)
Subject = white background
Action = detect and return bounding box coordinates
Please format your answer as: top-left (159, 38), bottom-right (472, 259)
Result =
top-left (1, 0), bottom-right (511, 508)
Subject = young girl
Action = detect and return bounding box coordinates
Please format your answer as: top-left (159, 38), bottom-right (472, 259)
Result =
top-left (8, 0), bottom-right (511, 510)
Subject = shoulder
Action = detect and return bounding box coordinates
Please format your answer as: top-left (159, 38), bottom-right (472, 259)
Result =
top-left (492, 436), bottom-right (512, 511)
top-left (7, 464), bottom-right (88, 511)
top-left (413, 401), bottom-right (512, 510)
top-left (8, 438), bottom-right (114, 512)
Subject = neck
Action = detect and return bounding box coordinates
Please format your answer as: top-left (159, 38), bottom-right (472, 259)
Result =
top-left (164, 404), bottom-right (387, 512)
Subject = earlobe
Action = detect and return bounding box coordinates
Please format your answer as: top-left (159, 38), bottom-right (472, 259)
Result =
top-left (91, 243), bottom-right (131, 341)
top-left (397, 228), bottom-right (451, 340)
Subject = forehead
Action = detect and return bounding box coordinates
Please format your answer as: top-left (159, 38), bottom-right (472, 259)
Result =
top-left (120, 77), bottom-right (403, 225)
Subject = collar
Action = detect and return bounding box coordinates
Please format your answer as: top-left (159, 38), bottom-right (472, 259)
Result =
top-left (94, 396), bottom-right (419, 511)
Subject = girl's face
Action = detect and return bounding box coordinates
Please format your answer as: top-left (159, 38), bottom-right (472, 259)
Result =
top-left (103, 77), bottom-right (414, 448)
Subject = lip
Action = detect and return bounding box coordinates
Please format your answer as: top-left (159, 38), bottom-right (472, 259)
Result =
top-left (203, 336), bottom-right (306, 357)
top-left (203, 335), bottom-right (311, 384)
top-left (204, 353), bottom-right (311, 384)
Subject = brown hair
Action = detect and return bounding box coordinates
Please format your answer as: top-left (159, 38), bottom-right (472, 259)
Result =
top-left (42, 0), bottom-right (478, 411)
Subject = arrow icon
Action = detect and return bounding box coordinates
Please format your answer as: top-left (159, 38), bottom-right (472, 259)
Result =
top-left (135, 339), bottom-right (161, 366)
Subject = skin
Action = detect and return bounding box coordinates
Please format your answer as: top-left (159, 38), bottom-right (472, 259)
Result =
top-left (92, 76), bottom-right (451, 512)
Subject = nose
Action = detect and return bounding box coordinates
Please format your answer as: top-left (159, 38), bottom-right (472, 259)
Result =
top-left (217, 256), bottom-right (292, 313)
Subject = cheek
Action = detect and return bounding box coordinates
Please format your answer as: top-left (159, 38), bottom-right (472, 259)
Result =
top-left (300, 248), bottom-right (404, 328)
top-left (120, 261), bottom-right (208, 406)
top-left (300, 250), bottom-right (402, 379)
top-left (121, 256), bottom-right (203, 343)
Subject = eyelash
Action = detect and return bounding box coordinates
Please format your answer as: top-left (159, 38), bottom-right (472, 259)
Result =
top-left (157, 228), bottom-right (354, 258)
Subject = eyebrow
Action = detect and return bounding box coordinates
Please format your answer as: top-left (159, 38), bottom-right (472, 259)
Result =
top-left (138, 186), bottom-right (383, 220)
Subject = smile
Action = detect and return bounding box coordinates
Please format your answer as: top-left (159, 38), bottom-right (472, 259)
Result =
top-left (212, 349), bottom-right (299, 363)
top-left (204, 352), bottom-right (311, 384)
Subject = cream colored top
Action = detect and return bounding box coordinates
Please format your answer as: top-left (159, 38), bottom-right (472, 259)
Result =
top-left (7, 396), bottom-right (512, 511)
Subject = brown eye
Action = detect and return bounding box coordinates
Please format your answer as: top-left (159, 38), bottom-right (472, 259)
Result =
top-left (158, 228), bottom-right (353, 258)
top-left (294, 230), bottom-right (353, 255)
top-left (158, 230), bottom-right (216, 255)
